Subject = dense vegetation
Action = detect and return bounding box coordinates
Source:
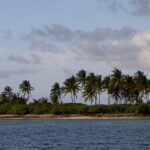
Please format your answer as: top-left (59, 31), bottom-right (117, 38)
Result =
top-left (0, 103), bottom-right (149, 115)
top-left (0, 68), bottom-right (150, 115)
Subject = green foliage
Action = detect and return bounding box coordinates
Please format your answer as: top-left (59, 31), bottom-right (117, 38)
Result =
top-left (0, 102), bottom-right (150, 115)
top-left (8, 104), bottom-right (31, 115)
top-left (50, 103), bottom-right (89, 114)
top-left (31, 104), bottom-right (51, 114)
top-left (136, 103), bottom-right (150, 114)
top-left (0, 104), bottom-right (11, 114)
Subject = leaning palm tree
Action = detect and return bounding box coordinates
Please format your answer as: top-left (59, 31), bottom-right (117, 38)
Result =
top-left (50, 82), bottom-right (61, 104)
top-left (62, 76), bottom-right (80, 103)
top-left (19, 80), bottom-right (34, 101)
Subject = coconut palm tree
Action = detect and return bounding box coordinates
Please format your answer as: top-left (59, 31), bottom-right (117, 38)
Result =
top-left (103, 75), bottom-right (112, 104)
top-left (0, 86), bottom-right (13, 103)
top-left (76, 69), bottom-right (87, 88)
top-left (82, 73), bottom-right (97, 105)
top-left (19, 80), bottom-right (34, 102)
top-left (82, 82), bottom-right (97, 106)
top-left (62, 76), bottom-right (80, 103)
top-left (95, 75), bottom-right (103, 105)
top-left (121, 75), bottom-right (135, 104)
top-left (133, 71), bottom-right (148, 103)
top-left (50, 82), bottom-right (61, 104)
top-left (110, 68), bottom-right (123, 104)
top-left (4, 86), bottom-right (13, 102)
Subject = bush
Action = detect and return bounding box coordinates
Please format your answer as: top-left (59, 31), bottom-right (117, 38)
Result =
top-left (136, 104), bottom-right (150, 114)
top-left (0, 104), bottom-right (10, 114)
top-left (88, 105), bottom-right (108, 114)
top-left (31, 104), bottom-right (51, 114)
top-left (8, 104), bottom-right (31, 115)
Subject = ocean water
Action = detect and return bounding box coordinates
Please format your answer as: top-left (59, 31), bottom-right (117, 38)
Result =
top-left (0, 119), bottom-right (149, 150)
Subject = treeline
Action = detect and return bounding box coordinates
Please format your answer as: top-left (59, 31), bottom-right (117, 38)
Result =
top-left (50, 68), bottom-right (150, 105)
top-left (0, 68), bottom-right (150, 115)
top-left (0, 68), bottom-right (150, 105)
top-left (0, 103), bottom-right (150, 115)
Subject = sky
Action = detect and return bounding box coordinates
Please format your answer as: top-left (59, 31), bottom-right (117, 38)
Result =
top-left (0, 0), bottom-right (150, 103)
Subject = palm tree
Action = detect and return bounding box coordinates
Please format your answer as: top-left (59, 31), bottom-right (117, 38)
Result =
top-left (62, 76), bottom-right (80, 103)
top-left (145, 79), bottom-right (150, 102)
top-left (0, 86), bottom-right (13, 103)
top-left (82, 73), bottom-right (97, 105)
top-left (121, 75), bottom-right (135, 104)
top-left (103, 75), bottom-right (112, 104)
top-left (82, 83), bottom-right (97, 106)
top-left (19, 80), bottom-right (34, 101)
top-left (4, 86), bottom-right (13, 102)
top-left (95, 75), bottom-right (103, 105)
top-left (110, 68), bottom-right (123, 104)
top-left (50, 82), bottom-right (61, 104)
top-left (76, 69), bottom-right (87, 88)
top-left (133, 71), bottom-right (148, 103)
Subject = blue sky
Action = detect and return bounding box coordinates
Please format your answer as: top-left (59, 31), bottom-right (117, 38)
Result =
top-left (0, 0), bottom-right (150, 103)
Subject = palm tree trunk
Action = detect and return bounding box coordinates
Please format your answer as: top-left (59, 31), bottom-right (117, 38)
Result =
top-left (71, 93), bottom-right (73, 103)
top-left (98, 93), bottom-right (100, 105)
top-left (108, 95), bottom-right (111, 105)
top-left (74, 95), bottom-right (76, 104)
top-left (95, 99), bottom-right (97, 105)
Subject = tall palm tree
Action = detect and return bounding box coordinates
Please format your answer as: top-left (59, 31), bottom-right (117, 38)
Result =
top-left (19, 80), bottom-right (34, 101)
top-left (103, 75), bottom-right (112, 104)
top-left (50, 82), bottom-right (61, 104)
top-left (95, 75), bottom-right (103, 105)
top-left (82, 83), bottom-right (97, 106)
top-left (110, 68), bottom-right (123, 104)
top-left (134, 71), bottom-right (148, 103)
top-left (82, 73), bottom-right (97, 105)
top-left (121, 75), bottom-right (135, 104)
top-left (62, 76), bottom-right (80, 103)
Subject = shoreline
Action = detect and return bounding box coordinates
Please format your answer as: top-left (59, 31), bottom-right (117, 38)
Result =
top-left (0, 114), bottom-right (150, 120)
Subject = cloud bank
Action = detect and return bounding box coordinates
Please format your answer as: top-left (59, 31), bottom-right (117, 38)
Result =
top-left (4, 24), bottom-right (150, 78)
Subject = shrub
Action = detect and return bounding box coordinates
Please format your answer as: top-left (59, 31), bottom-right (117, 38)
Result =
top-left (31, 104), bottom-right (51, 114)
top-left (8, 104), bottom-right (31, 115)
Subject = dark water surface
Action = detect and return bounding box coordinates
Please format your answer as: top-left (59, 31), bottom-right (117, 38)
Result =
top-left (0, 119), bottom-right (149, 150)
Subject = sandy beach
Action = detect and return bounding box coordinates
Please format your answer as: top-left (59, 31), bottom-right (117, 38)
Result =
top-left (0, 114), bottom-right (149, 120)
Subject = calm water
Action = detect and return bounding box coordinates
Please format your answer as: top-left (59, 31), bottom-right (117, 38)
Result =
top-left (0, 119), bottom-right (149, 150)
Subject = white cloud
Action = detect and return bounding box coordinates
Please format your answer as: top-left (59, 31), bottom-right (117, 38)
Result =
top-left (138, 49), bottom-right (150, 69)
top-left (132, 30), bottom-right (150, 47)
top-left (131, 30), bottom-right (150, 69)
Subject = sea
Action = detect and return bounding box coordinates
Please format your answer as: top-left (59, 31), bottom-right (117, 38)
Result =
top-left (0, 119), bottom-right (149, 150)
